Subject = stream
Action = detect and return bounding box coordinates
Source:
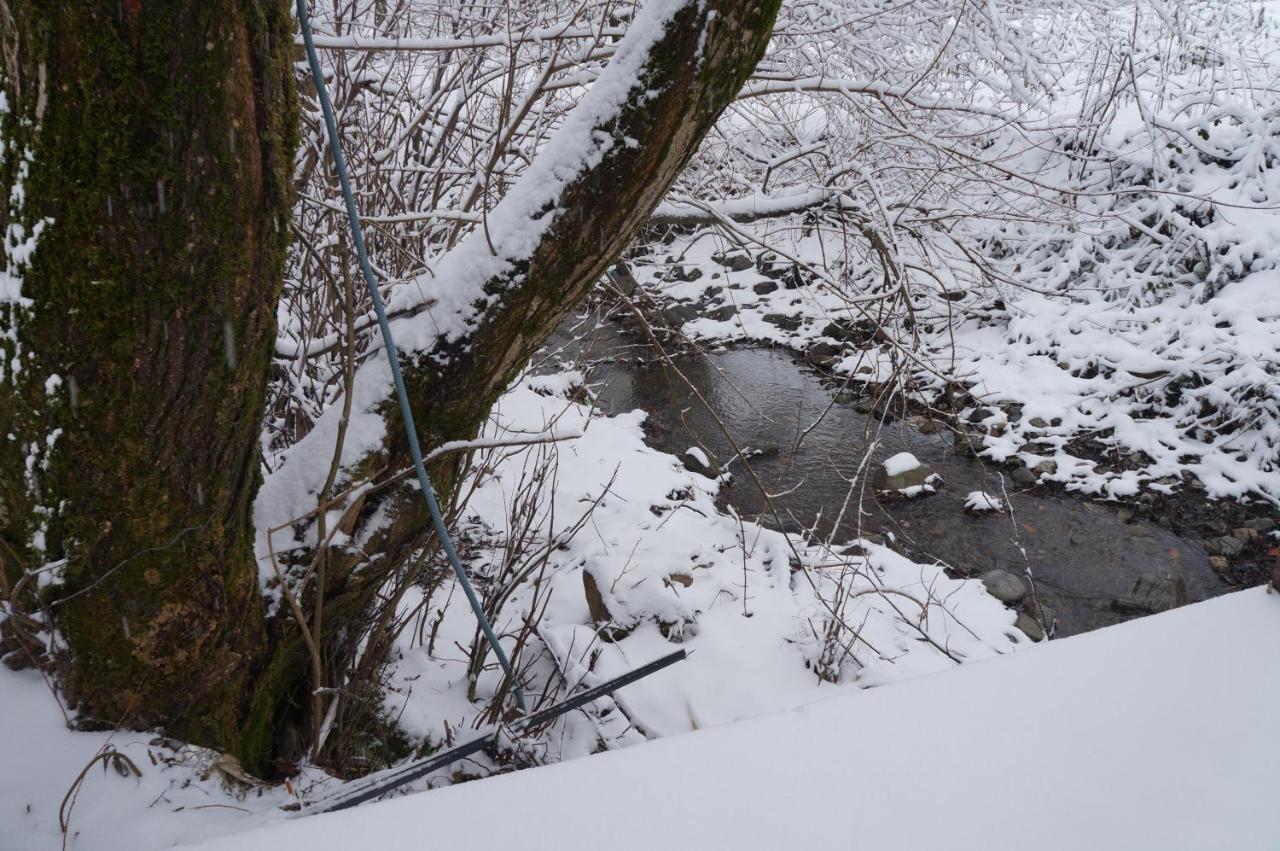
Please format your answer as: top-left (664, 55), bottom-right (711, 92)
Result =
top-left (545, 309), bottom-right (1220, 639)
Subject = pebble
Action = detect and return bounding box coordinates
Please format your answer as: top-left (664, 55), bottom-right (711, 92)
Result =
top-left (1015, 612), bottom-right (1045, 642)
top-left (1010, 467), bottom-right (1036, 487)
top-left (980, 569), bottom-right (1027, 604)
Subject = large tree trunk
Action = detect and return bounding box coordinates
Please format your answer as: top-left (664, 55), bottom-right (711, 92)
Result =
top-left (0, 1), bottom-right (295, 770)
top-left (1, 0), bottom-right (778, 775)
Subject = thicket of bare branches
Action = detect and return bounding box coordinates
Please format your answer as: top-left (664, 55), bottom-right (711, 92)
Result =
top-left (261, 0), bottom-right (1279, 768)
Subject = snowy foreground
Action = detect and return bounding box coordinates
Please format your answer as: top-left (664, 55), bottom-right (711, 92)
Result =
top-left (183, 588), bottom-right (1279, 851)
top-left (5, 588), bottom-right (1273, 850)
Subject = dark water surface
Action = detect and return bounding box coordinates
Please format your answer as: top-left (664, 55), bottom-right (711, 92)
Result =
top-left (545, 312), bottom-right (1218, 638)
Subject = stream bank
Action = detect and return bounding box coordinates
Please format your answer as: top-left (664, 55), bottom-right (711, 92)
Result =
top-left (547, 303), bottom-right (1274, 639)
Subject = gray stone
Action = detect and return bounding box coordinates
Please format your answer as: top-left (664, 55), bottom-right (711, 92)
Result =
top-left (1015, 612), bottom-right (1045, 642)
top-left (1028, 416), bottom-right (1049, 429)
top-left (762, 313), bottom-right (803, 332)
top-left (1031, 459), bottom-right (1057, 476)
top-left (705, 305), bottom-right (738, 322)
top-left (1231, 527), bottom-right (1259, 542)
top-left (753, 280), bottom-right (779, 296)
top-left (1204, 535), bottom-right (1246, 557)
top-left (1110, 571), bottom-right (1186, 615)
top-left (807, 341), bottom-right (841, 359)
top-left (1244, 517), bottom-right (1277, 533)
top-left (1010, 467), bottom-right (1037, 487)
top-left (662, 303), bottom-right (699, 328)
top-left (980, 570), bottom-right (1027, 605)
top-left (610, 263), bottom-right (641, 295)
top-left (680, 451), bottom-right (716, 478)
top-left (712, 252), bottom-right (754, 272)
top-left (872, 458), bottom-right (936, 492)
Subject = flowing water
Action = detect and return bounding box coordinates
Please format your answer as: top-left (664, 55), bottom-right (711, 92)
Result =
top-left (545, 310), bottom-right (1219, 638)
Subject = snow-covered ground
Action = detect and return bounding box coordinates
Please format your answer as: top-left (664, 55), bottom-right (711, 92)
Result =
top-left (0, 372), bottom-right (1027, 851)
top-left (179, 587), bottom-right (1280, 851)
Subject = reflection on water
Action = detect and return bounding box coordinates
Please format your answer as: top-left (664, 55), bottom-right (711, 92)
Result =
top-left (544, 310), bottom-right (1217, 637)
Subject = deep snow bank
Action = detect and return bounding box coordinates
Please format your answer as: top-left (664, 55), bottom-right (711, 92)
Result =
top-left (185, 587), bottom-right (1280, 851)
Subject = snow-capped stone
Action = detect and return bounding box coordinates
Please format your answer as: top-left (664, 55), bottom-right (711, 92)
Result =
top-left (964, 491), bottom-right (1005, 513)
top-left (873, 453), bottom-right (934, 492)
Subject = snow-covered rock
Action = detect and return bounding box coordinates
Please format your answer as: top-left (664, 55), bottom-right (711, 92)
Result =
top-left (964, 491), bottom-right (1005, 513)
top-left (872, 452), bottom-right (937, 493)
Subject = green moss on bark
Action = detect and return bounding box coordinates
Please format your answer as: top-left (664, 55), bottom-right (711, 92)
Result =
top-left (0, 1), bottom-right (296, 772)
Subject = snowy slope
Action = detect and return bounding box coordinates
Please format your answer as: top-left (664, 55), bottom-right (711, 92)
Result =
top-left (184, 588), bottom-right (1280, 851)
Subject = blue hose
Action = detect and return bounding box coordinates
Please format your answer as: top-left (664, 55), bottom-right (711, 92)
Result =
top-left (294, 0), bottom-right (526, 712)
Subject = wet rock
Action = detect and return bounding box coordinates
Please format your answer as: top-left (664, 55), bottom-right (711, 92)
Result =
top-left (662, 303), bottom-right (699, 328)
top-left (1028, 416), bottom-right (1049, 429)
top-left (671, 265), bottom-right (703, 283)
top-left (822, 321), bottom-right (859, 343)
top-left (712, 251), bottom-right (754, 272)
top-left (1204, 536), bottom-right (1245, 557)
top-left (680, 447), bottom-right (717, 477)
top-left (762, 313), bottom-right (803, 332)
top-left (807, 341), bottom-right (841, 359)
top-left (1010, 467), bottom-right (1037, 487)
top-left (872, 452), bottom-right (935, 492)
top-left (1031, 459), bottom-right (1058, 476)
top-left (1230, 527), bottom-right (1259, 542)
top-left (1110, 571), bottom-right (1184, 615)
top-left (1243, 517), bottom-right (1277, 534)
top-left (753, 280), bottom-right (779, 296)
top-left (610, 263), bottom-right (641, 295)
top-left (980, 569), bottom-right (1027, 604)
top-left (1117, 508), bottom-right (1134, 523)
top-left (705, 304), bottom-right (738, 322)
top-left (967, 407), bottom-right (994, 424)
top-left (1209, 555), bottom-right (1230, 573)
top-left (1015, 612), bottom-right (1045, 642)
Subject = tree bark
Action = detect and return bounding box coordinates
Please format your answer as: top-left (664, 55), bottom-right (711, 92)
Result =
top-left (0, 0), bottom-right (779, 774)
top-left (303, 0), bottom-right (782, 708)
top-left (0, 0), bottom-right (295, 770)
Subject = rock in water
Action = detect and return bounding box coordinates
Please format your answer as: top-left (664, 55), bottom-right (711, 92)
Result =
top-left (873, 452), bottom-right (935, 492)
top-left (964, 491), bottom-right (1005, 513)
top-left (980, 569), bottom-right (1027, 604)
top-left (1015, 612), bottom-right (1045, 642)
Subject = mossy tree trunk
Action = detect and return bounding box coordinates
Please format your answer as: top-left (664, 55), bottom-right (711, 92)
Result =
top-left (0, 0), bottom-right (779, 775)
top-left (0, 1), bottom-right (295, 770)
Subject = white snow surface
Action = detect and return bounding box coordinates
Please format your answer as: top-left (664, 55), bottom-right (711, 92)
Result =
top-left (182, 587), bottom-right (1280, 851)
top-left (881, 451), bottom-right (922, 477)
top-left (0, 370), bottom-right (1025, 851)
top-left (964, 490), bottom-right (1005, 512)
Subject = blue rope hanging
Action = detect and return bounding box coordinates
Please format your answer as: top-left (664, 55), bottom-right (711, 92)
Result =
top-left (294, 0), bottom-right (526, 713)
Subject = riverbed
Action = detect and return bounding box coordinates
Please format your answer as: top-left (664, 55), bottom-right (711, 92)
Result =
top-left (544, 307), bottom-right (1221, 638)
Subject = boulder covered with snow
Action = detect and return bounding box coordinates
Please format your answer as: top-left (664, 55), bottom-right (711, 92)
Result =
top-left (964, 491), bottom-right (1005, 513)
top-left (872, 452), bottom-right (937, 494)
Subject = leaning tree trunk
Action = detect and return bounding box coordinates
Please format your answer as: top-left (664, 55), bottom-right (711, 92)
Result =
top-left (0, 1), bottom-right (295, 770)
top-left (289, 0), bottom-right (783, 740)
